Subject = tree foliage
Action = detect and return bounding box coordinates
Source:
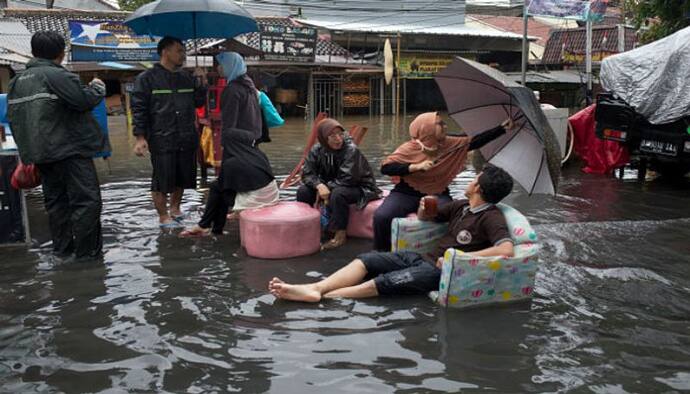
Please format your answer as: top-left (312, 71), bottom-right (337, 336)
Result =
top-left (626, 0), bottom-right (690, 43)
top-left (119, 0), bottom-right (155, 12)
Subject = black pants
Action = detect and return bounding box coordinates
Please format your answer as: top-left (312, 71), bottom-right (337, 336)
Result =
top-left (296, 184), bottom-right (362, 231)
top-left (37, 157), bottom-right (102, 258)
top-left (373, 191), bottom-right (452, 251)
top-left (359, 251), bottom-right (440, 295)
top-left (150, 150), bottom-right (197, 193)
top-left (198, 180), bottom-right (236, 234)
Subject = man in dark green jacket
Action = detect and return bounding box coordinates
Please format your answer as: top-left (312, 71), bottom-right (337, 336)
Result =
top-left (131, 36), bottom-right (207, 228)
top-left (7, 31), bottom-right (106, 259)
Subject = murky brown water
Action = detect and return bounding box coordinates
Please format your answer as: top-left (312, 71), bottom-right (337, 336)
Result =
top-left (1, 115), bottom-right (690, 393)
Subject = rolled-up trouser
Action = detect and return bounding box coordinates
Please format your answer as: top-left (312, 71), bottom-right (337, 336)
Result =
top-left (198, 180), bottom-right (236, 234)
top-left (358, 251), bottom-right (441, 295)
top-left (296, 184), bottom-right (362, 231)
top-left (37, 157), bottom-right (102, 258)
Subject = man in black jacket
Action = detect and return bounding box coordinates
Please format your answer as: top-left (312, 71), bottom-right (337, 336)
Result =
top-left (8, 31), bottom-right (106, 259)
top-left (131, 36), bottom-right (207, 228)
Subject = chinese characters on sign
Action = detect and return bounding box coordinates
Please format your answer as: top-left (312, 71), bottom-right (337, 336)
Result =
top-left (69, 20), bottom-right (159, 62)
top-left (260, 24), bottom-right (317, 63)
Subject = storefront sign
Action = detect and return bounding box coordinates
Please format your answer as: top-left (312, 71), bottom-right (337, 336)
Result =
top-left (562, 49), bottom-right (616, 64)
top-left (260, 24), bottom-right (317, 63)
top-left (399, 55), bottom-right (458, 79)
top-left (527, 0), bottom-right (608, 21)
top-left (69, 20), bottom-right (159, 62)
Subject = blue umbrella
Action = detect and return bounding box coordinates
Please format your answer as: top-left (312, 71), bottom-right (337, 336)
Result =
top-left (124, 0), bottom-right (258, 40)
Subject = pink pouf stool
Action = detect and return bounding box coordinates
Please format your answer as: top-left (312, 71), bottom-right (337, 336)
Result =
top-left (239, 201), bottom-right (321, 259)
top-left (346, 197), bottom-right (386, 239)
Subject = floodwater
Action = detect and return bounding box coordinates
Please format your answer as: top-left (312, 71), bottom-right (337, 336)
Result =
top-left (1, 115), bottom-right (690, 393)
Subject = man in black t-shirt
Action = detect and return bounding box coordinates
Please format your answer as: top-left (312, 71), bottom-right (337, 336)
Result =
top-left (269, 165), bottom-right (516, 302)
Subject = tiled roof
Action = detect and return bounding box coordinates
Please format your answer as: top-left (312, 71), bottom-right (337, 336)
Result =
top-left (1, 10), bottom-right (350, 60)
top-left (541, 25), bottom-right (637, 65)
top-left (316, 39), bottom-right (349, 56)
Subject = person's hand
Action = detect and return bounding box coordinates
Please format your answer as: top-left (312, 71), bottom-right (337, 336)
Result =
top-left (436, 257), bottom-right (444, 269)
top-left (133, 136), bottom-right (148, 157)
top-left (417, 197), bottom-right (430, 220)
top-left (501, 117), bottom-right (515, 131)
top-left (90, 77), bottom-right (106, 96)
top-left (193, 68), bottom-right (208, 86)
top-left (410, 159), bottom-right (434, 172)
top-left (316, 184), bottom-right (330, 204)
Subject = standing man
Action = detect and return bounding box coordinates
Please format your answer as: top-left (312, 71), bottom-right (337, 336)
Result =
top-left (131, 36), bottom-right (207, 228)
top-left (7, 31), bottom-right (107, 259)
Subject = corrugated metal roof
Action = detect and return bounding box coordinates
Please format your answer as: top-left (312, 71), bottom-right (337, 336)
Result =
top-left (505, 69), bottom-right (594, 84)
top-left (298, 15), bottom-right (524, 39)
top-left (0, 20), bottom-right (33, 58)
top-left (468, 14), bottom-right (551, 45)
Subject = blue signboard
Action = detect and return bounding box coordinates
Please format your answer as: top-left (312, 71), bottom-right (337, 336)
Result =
top-left (69, 20), bottom-right (160, 62)
top-left (527, 0), bottom-right (608, 21)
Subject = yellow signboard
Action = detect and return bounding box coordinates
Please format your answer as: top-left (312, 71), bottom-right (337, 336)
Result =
top-left (562, 50), bottom-right (616, 64)
top-left (399, 54), bottom-right (464, 79)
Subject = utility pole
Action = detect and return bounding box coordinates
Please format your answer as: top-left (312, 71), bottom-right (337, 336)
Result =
top-left (521, 1), bottom-right (528, 85)
top-left (585, 14), bottom-right (593, 104)
top-left (47, 0), bottom-right (55, 9)
top-left (395, 32), bottom-right (401, 117)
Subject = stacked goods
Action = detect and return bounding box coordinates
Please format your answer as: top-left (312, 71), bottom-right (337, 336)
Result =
top-left (344, 94), bottom-right (369, 108)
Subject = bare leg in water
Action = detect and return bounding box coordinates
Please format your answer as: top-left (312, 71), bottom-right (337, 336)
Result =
top-left (268, 259), bottom-right (379, 302)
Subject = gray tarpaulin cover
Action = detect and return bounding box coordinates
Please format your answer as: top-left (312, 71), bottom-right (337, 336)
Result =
top-left (600, 25), bottom-right (690, 125)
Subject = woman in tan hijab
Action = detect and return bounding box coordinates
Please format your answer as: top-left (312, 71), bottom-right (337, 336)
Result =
top-left (373, 112), bottom-right (512, 251)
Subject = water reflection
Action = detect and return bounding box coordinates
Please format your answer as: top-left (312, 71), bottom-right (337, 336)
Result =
top-left (1, 115), bottom-right (689, 392)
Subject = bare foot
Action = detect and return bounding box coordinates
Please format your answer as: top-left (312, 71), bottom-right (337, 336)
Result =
top-left (269, 277), bottom-right (322, 303)
top-left (179, 225), bottom-right (211, 238)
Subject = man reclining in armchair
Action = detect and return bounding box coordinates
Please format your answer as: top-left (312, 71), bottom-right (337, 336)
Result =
top-left (268, 165), bottom-right (515, 302)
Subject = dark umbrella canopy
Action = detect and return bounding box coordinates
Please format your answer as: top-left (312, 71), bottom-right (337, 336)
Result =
top-left (124, 0), bottom-right (258, 40)
top-left (435, 57), bottom-right (560, 195)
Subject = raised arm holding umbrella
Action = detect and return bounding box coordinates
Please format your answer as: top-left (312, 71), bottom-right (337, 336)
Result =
top-left (125, 0), bottom-right (260, 229)
top-left (434, 57), bottom-right (561, 195)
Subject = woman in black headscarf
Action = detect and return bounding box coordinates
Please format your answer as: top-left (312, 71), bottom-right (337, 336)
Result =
top-left (180, 128), bottom-right (278, 237)
top-left (296, 118), bottom-right (381, 250)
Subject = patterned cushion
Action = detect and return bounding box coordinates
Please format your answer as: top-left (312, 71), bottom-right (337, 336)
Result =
top-left (497, 203), bottom-right (538, 244)
top-left (390, 216), bottom-right (448, 260)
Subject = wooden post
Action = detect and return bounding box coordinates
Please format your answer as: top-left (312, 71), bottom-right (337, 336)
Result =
top-left (395, 33), bottom-right (401, 117)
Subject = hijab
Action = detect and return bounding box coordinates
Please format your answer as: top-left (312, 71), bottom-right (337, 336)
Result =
top-left (383, 112), bottom-right (470, 195)
top-left (216, 51), bottom-right (247, 81)
top-left (221, 128), bottom-right (274, 192)
top-left (316, 118), bottom-right (345, 151)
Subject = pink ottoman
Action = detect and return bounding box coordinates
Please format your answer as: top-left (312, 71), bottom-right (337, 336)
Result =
top-left (346, 198), bottom-right (385, 239)
top-left (239, 202), bottom-right (321, 259)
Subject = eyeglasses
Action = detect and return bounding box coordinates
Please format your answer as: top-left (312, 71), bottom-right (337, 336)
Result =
top-left (328, 131), bottom-right (345, 139)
